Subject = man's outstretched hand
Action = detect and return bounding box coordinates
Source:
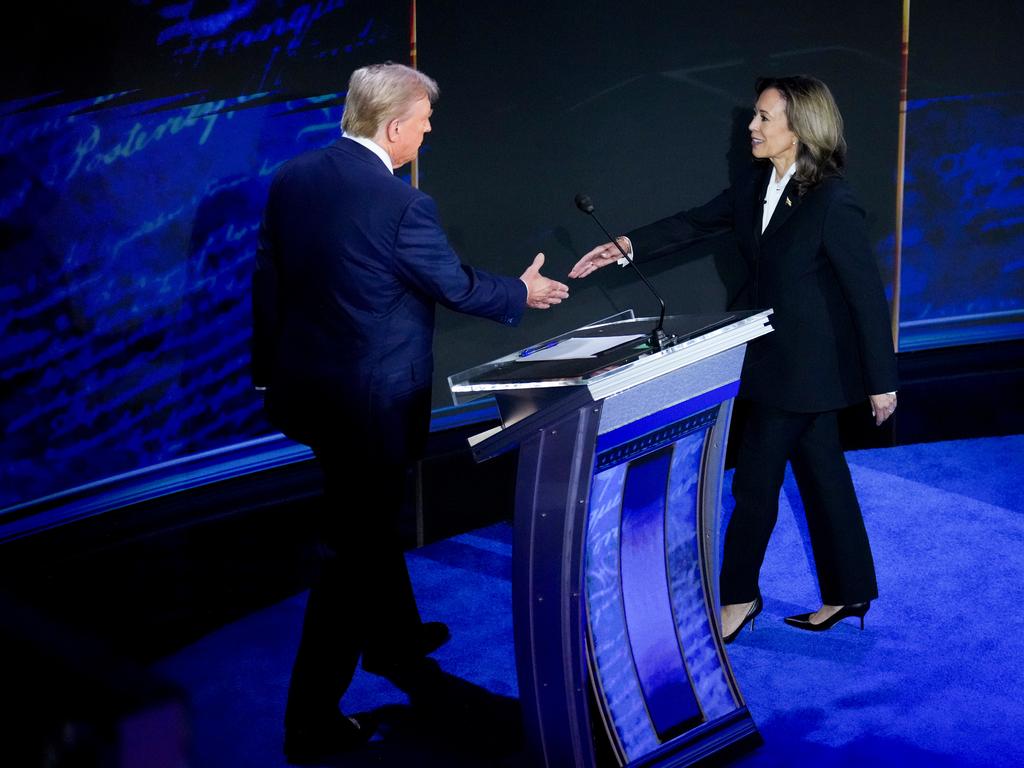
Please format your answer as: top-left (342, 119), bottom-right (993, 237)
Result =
top-left (520, 253), bottom-right (570, 309)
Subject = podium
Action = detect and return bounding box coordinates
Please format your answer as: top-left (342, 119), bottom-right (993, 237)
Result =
top-left (449, 310), bottom-right (773, 767)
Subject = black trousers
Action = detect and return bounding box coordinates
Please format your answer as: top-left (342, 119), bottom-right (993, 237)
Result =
top-left (284, 385), bottom-right (431, 728)
top-left (719, 401), bottom-right (878, 607)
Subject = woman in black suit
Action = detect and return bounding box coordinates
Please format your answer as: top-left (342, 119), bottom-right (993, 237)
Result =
top-left (570, 75), bottom-right (898, 641)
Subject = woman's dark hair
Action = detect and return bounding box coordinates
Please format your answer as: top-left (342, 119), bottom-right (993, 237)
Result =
top-left (756, 75), bottom-right (846, 194)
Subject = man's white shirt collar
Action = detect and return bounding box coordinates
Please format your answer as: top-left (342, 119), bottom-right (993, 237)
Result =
top-left (342, 132), bottom-right (393, 174)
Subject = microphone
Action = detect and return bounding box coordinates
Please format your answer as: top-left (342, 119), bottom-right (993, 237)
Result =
top-left (574, 193), bottom-right (673, 350)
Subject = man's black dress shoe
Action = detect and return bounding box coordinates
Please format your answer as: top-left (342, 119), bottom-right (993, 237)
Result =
top-left (722, 595), bottom-right (763, 645)
top-left (362, 621), bottom-right (450, 675)
top-left (784, 602), bottom-right (870, 632)
top-left (283, 712), bottom-right (376, 764)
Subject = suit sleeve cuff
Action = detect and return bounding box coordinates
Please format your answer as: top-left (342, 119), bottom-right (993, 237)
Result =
top-left (616, 236), bottom-right (634, 266)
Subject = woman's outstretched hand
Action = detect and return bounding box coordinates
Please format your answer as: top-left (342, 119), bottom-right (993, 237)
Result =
top-left (568, 236), bottom-right (631, 279)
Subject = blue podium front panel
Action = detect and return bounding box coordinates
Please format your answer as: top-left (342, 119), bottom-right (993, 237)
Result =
top-left (585, 405), bottom-right (738, 763)
top-left (620, 448), bottom-right (704, 741)
top-left (665, 436), bottom-right (736, 722)
top-left (587, 461), bottom-right (653, 759)
top-left (459, 314), bottom-right (770, 767)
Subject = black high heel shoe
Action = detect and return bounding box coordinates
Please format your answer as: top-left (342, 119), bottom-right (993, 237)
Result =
top-left (722, 595), bottom-right (763, 644)
top-left (784, 602), bottom-right (870, 632)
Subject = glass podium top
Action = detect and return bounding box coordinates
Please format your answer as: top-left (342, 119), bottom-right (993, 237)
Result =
top-left (448, 309), bottom-right (773, 405)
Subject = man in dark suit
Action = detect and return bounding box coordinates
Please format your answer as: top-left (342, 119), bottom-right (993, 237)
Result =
top-left (252, 62), bottom-right (569, 761)
top-left (570, 76), bottom-right (897, 642)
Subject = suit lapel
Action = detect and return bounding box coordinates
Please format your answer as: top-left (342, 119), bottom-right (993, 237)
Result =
top-left (752, 167), bottom-right (771, 248)
top-left (761, 176), bottom-right (801, 241)
top-left (741, 167), bottom-right (772, 307)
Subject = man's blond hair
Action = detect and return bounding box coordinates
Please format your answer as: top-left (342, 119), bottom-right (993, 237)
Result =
top-left (341, 62), bottom-right (439, 138)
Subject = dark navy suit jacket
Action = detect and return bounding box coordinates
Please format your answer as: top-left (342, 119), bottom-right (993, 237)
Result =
top-left (628, 162), bottom-right (898, 413)
top-left (252, 137), bottom-right (526, 448)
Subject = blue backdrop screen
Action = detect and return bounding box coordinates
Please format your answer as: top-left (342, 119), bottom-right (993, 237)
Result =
top-left (0, 1), bottom-right (407, 510)
top-left (898, 92), bottom-right (1024, 350)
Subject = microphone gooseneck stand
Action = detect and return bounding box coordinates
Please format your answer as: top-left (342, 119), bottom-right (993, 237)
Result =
top-left (575, 193), bottom-right (674, 351)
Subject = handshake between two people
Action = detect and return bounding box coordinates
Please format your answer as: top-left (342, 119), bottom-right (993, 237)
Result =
top-left (519, 237), bottom-right (629, 310)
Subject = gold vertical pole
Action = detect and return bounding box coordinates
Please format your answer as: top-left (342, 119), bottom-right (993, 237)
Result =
top-left (409, 0), bottom-right (419, 189)
top-left (892, 0), bottom-right (910, 349)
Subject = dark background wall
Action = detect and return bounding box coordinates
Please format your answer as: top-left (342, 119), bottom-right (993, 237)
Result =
top-left (419, 1), bottom-right (903, 403)
top-left (1, 1), bottom-right (1021, 512)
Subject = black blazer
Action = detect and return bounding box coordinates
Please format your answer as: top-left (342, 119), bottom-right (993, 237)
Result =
top-left (628, 163), bottom-right (898, 413)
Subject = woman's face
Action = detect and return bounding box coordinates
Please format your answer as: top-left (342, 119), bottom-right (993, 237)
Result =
top-left (748, 87), bottom-right (798, 168)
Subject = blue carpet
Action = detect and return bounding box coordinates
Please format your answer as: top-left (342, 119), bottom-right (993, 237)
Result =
top-left (153, 434), bottom-right (1024, 766)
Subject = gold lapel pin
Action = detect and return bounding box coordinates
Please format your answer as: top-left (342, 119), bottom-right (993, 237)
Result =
top-left (785, 196), bottom-right (792, 207)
